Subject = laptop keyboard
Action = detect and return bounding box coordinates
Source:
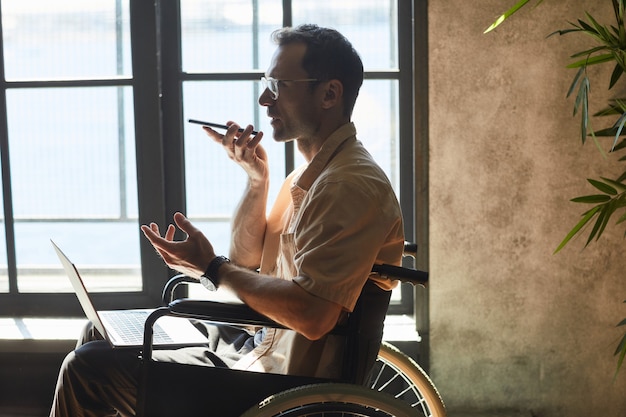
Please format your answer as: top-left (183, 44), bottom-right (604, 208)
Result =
top-left (109, 310), bottom-right (174, 345)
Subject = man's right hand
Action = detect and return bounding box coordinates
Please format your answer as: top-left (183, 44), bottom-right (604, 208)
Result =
top-left (202, 122), bottom-right (269, 186)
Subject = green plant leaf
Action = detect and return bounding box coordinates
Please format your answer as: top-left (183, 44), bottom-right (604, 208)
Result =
top-left (567, 67), bottom-right (586, 98)
top-left (589, 194), bottom-right (626, 241)
top-left (577, 19), bottom-right (600, 36)
top-left (566, 53), bottom-right (616, 68)
top-left (614, 138), bottom-right (626, 150)
top-left (616, 297), bottom-right (626, 379)
top-left (484, 0), bottom-right (532, 33)
top-left (571, 46), bottom-right (610, 59)
top-left (554, 205), bottom-right (601, 253)
top-left (610, 62), bottom-right (624, 88)
top-left (613, 112), bottom-right (626, 147)
top-left (547, 27), bottom-right (583, 38)
top-left (616, 332), bottom-right (626, 377)
top-left (614, 0), bottom-right (625, 38)
top-left (589, 125), bottom-right (605, 156)
top-left (599, 201), bottom-right (618, 239)
top-left (616, 298), bottom-right (626, 379)
top-left (573, 76), bottom-right (586, 115)
top-left (594, 109), bottom-right (618, 118)
top-left (585, 12), bottom-right (617, 43)
top-left (588, 178), bottom-right (618, 195)
top-left (600, 177), bottom-right (626, 192)
top-left (573, 76), bottom-right (590, 143)
top-left (585, 204), bottom-right (609, 244)
top-left (571, 194), bottom-right (612, 203)
top-left (593, 99), bottom-right (626, 117)
top-left (593, 127), bottom-right (622, 135)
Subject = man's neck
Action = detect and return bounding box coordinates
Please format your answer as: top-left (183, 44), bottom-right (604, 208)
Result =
top-left (296, 118), bottom-right (349, 162)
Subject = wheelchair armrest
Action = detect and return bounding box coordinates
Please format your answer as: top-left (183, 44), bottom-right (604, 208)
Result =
top-left (142, 300), bottom-right (284, 361)
top-left (143, 297), bottom-right (349, 360)
top-left (162, 274), bottom-right (200, 305)
top-left (167, 298), bottom-right (285, 328)
top-left (162, 241), bottom-right (424, 303)
top-left (372, 263), bottom-right (428, 287)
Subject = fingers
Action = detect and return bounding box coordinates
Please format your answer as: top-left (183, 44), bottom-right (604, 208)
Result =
top-left (233, 126), bottom-right (263, 162)
top-left (234, 124), bottom-right (257, 147)
top-left (141, 223), bottom-right (158, 240)
top-left (245, 129), bottom-right (264, 149)
top-left (140, 212), bottom-right (216, 279)
top-left (141, 213), bottom-right (196, 244)
top-left (172, 212), bottom-right (198, 236)
top-left (199, 121), bottom-right (267, 183)
top-left (164, 223), bottom-right (176, 241)
top-left (221, 123), bottom-right (262, 149)
top-left (140, 224), bottom-right (167, 248)
top-left (201, 126), bottom-right (225, 144)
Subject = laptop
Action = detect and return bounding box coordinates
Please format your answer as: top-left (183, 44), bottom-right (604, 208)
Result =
top-left (51, 240), bottom-right (208, 349)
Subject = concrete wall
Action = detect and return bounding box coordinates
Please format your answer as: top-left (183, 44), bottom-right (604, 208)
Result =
top-left (427, 1), bottom-right (626, 416)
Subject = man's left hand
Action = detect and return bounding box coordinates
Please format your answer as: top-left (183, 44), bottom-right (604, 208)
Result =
top-left (141, 212), bottom-right (216, 279)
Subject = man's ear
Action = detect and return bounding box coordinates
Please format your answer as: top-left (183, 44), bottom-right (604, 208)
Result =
top-left (321, 79), bottom-right (343, 110)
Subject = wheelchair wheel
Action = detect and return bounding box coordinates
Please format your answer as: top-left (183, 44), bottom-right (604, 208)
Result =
top-left (370, 341), bottom-right (447, 417)
top-left (240, 382), bottom-right (418, 416)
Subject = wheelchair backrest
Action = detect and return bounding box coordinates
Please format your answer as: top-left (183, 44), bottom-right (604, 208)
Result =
top-left (339, 279), bottom-right (392, 385)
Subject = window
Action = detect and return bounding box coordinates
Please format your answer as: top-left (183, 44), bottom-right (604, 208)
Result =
top-left (0, 0), bottom-right (420, 316)
top-left (0, 0), bottom-right (145, 315)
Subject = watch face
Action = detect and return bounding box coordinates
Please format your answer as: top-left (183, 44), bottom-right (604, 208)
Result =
top-left (200, 276), bottom-right (217, 291)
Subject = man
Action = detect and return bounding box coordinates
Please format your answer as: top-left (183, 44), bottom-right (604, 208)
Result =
top-left (50, 24), bottom-right (404, 416)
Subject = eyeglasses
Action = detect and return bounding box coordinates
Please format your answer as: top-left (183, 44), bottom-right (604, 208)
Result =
top-left (260, 76), bottom-right (319, 100)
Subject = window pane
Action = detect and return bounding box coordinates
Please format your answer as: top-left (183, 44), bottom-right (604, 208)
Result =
top-left (16, 222), bottom-right (141, 293)
top-left (292, 0), bottom-right (398, 71)
top-left (1, 0), bottom-right (132, 80)
top-left (6, 86), bottom-right (140, 292)
top-left (180, 0), bottom-right (282, 73)
top-left (352, 80), bottom-right (400, 195)
top-left (183, 80), bottom-right (285, 256)
top-left (0, 170), bottom-right (6, 293)
top-left (291, 81), bottom-right (400, 194)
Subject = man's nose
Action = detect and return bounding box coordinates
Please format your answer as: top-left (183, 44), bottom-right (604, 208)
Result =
top-left (258, 87), bottom-right (275, 106)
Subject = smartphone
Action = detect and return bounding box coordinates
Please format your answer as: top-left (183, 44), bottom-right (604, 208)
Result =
top-left (188, 119), bottom-right (258, 135)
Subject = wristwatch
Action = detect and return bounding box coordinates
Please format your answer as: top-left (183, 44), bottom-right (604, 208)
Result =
top-left (200, 255), bottom-right (230, 291)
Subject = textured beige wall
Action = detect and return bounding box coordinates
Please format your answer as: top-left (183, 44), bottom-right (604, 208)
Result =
top-left (428, 1), bottom-right (626, 415)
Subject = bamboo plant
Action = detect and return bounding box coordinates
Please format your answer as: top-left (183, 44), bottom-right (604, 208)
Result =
top-left (486, 0), bottom-right (626, 375)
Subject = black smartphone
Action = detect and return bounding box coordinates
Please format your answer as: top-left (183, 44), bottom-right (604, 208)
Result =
top-left (188, 119), bottom-right (258, 135)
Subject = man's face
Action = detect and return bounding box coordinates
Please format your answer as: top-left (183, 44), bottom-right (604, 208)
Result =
top-left (259, 43), bottom-right (323, 142)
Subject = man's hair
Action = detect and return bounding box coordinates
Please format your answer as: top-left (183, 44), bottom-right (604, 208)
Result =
top-left (271, 24), bottom-right (364, 118)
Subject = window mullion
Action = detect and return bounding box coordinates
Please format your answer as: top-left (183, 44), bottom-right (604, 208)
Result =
top-left (158, 0), bottom-right (186, 222)
top-left (282, 0), bottom-right (294, 176)
top-left (116, 0), bottom-right (128, 220)
top-left (130, 0), bottom-right (170, 303)
top-left (283, 0), bottom-right (293, 27)
top-left (0, 5), bottom-right (17, 295)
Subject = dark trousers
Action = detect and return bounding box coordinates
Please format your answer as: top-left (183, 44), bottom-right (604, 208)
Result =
top-left (49, 322), bottom-right (255, 417)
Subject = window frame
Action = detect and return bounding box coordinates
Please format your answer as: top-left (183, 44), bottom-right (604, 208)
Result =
top-left (0, 0), bottom-right (424, 317)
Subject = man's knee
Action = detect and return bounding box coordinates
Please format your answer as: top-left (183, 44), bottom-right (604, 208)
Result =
top-left (69, 341), bottom-right (141, 385)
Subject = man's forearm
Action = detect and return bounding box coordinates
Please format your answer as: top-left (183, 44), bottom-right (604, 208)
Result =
top-left (229, 178), bottom-right (269, 268)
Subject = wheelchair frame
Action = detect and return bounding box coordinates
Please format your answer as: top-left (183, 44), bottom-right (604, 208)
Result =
top-left (137, 244), bottom-right (435, 416)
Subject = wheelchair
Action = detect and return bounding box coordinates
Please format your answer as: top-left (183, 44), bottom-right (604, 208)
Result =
top-left (138, 243), bottom-right (446, 416)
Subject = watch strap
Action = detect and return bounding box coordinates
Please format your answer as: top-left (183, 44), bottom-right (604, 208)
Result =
top-left (201, 255), bottom-right (230, 290)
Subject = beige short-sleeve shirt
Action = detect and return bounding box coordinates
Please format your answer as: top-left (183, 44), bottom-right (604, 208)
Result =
top-left (233, 123), bottom-right (405, 378)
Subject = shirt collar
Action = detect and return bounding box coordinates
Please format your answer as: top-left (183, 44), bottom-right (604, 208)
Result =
top-left (295, 122), bottom-right (357, 191)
